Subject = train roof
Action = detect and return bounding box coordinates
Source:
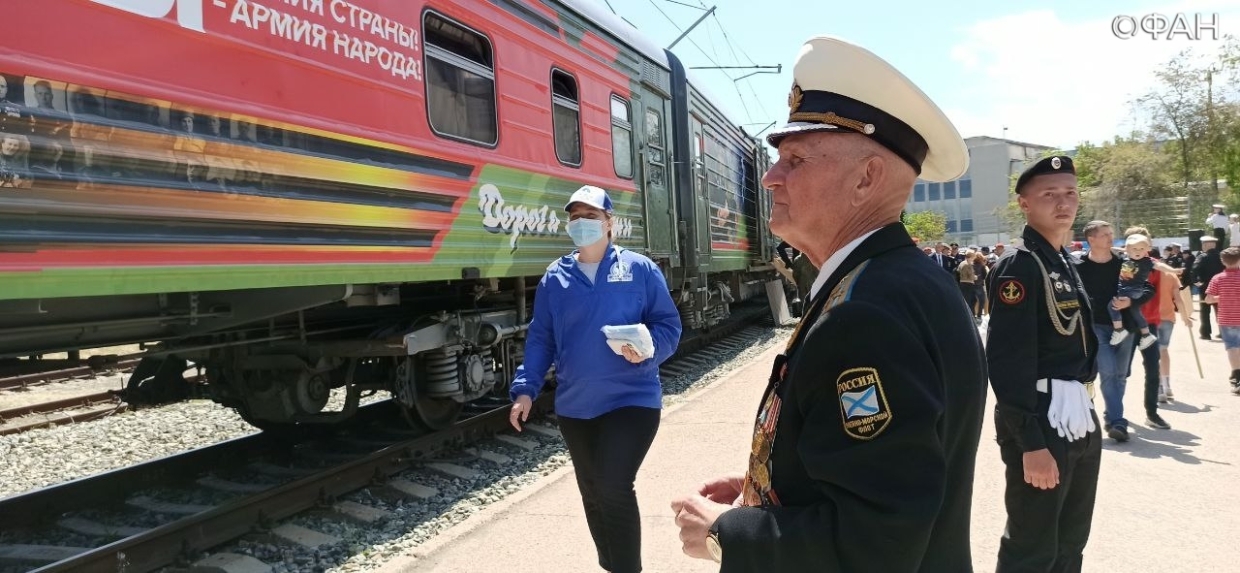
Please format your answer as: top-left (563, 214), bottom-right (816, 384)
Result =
top-left (558, 0), bottom-right (760, 145)
top-left (558, 0), bottom-right (672, 68)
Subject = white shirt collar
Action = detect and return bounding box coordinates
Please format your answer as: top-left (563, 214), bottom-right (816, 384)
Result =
top-left (809, 228), bottom-right (881, 301)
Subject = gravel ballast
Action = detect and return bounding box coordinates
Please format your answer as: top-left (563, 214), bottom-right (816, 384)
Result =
top-left (203, 325), bottom-right (792, 573)
top-left (0, 324), bottom-right (790, 573)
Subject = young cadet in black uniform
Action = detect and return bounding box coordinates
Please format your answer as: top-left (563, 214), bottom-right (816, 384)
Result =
top-left (986, 155), bottom-right (1102, 573)
top-left (670, 36), bottom-right (988, 572)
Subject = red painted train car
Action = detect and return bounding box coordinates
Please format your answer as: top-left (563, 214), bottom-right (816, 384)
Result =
top-left (0, 0), bottom-right (776, 430)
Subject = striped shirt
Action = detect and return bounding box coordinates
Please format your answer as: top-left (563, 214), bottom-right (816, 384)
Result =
top-left (1206, 268), bottom-right (1240, 326)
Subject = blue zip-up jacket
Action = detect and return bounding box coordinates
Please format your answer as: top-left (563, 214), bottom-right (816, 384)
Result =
top-left (510, 244), bottom-right (682, 419)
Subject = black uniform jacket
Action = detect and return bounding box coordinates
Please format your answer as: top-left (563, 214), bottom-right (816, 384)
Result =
top-left (985, 226), bottom-right (1098, 453)
top-left (715, 223), bottom-right (988, 572)
top-left (1194, 248), bottom-right (1224, 289)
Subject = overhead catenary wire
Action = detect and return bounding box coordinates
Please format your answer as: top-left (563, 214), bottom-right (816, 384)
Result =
top-left (646, 0), bottom-right (757, 123)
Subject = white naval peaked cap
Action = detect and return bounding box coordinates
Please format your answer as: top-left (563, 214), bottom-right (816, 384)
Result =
top-left (766, 36), bottom-right (970, 183)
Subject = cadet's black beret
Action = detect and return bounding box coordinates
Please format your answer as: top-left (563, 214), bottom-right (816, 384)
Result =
top-left (1015, 155), bottom-right (1075, 194)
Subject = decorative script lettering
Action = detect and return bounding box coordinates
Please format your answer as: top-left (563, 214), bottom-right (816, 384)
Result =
top-left (477, 183), bottom-right (635, 252)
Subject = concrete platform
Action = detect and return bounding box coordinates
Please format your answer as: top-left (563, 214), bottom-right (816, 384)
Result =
top-left (376, 318), bottom-right (1240, 572)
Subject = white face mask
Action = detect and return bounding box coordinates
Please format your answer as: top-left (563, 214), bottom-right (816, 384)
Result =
top-left (566, 218), bottom-right (606, 247)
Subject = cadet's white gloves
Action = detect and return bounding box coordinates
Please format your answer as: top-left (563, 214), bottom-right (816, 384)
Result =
top-left (1049, 378), bottom-right (1095, 442)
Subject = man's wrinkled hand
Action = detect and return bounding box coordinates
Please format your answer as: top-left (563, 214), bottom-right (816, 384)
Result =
top-left (697, 474), bottom-right (745, 505)
top-left (671, 494), bottom-right (730, 560)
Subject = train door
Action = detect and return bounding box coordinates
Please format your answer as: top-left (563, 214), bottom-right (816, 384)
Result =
top-left (637, 91), bottom-right (675, 259)
top-left (689, 116), bottom-right (712, 266)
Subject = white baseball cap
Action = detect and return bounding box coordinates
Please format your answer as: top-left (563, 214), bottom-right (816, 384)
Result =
top-left (564, 185), bottom-right (613, 212)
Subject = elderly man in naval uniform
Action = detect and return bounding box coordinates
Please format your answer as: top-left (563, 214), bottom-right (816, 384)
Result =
top-left (670, 36), bottom-right (988, 572)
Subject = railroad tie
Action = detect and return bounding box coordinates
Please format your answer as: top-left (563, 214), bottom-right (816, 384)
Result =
top-left (0, 544), bottom-right (93, 565)
top-left (196, 476), bottom-right (271, 494)
top-left (523, 423), bottom-right (562, 439)
top-left (385, 478), bottom-right (438, 499)
top-left (494, 434), bottom-right (538, 450)
top-left (463, 447), bottom-right (512, 465)
top-left (126, 495), bottom-right (215, 515)
top-left (271, 523), bottom-right (341, 549)
top-left (425, 462), bottom-right (481, 480)
top-left (56, 516), bottom-right (145, 538)
top-left (331, 500), bottom-right (394, 524)
top-left (247, 462), bottom-right (316, 478)
top-left (190, 552), bottom-right (274, 573)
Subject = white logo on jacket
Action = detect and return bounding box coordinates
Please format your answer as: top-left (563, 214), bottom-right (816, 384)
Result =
top-left (606, 260), bottom-right (633, 282)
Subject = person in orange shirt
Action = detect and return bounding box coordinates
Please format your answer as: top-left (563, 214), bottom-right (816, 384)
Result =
top-left (1122, 227), bottom-right (1193, 430)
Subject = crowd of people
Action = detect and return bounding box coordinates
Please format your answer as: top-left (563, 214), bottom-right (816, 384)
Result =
top-left (922, 224), bottom-right (1238, 429)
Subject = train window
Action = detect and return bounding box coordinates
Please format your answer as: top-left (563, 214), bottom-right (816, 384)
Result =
top-left (610, 95), bottom-right (633, 179)
top-left (644, 108), bottom-right (664, 189)
top-left (551, 69), bottom-right (581, 166)
top-left (424, 12), bottom-right (498, 146)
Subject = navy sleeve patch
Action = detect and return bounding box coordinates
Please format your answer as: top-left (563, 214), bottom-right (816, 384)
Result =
top-left (997, 279), bottom-right (1026, 305)
top-left (836, 367), bottom-right (891, 440)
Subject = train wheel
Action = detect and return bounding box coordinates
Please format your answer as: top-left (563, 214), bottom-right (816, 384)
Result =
top-left (393, 357), bottom-right (462, 432)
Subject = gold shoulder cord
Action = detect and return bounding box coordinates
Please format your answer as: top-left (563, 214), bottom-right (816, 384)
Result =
top-left (1029, 252), bottom-right (1085, 346)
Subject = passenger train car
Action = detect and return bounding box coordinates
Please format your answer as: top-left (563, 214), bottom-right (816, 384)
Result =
top-left (0, 0), bottom-right (777, 431)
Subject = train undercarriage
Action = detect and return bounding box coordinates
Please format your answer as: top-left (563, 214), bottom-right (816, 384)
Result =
top-left (0, 268), bottom-right (772, 433)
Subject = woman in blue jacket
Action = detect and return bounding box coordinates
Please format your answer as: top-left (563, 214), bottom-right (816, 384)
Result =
top-left (509, 185), bottom-right (682, 573)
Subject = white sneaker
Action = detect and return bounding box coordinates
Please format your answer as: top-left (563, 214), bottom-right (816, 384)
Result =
top-left (1165, 382), bottom-right (1175, 402)
top-left (1139, 333), bottom-right (1157, 350)
top-left (1110, 330), bottom-right (1130, 345)
top-left (1158, 381), bottom-right (1168, 403)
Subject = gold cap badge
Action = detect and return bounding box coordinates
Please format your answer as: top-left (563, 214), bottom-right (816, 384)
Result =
top-left (787, 84), bottom-right (803, 113)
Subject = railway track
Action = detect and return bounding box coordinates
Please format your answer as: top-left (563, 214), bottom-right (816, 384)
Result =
top-left (0, 370), bottom-right (205, 437)
top-left (0, 306), bottom-right (780, 573)
top-left (0, 356), bottom-right (141, 392)
top-left (0, 391), bottom-right (126, 436)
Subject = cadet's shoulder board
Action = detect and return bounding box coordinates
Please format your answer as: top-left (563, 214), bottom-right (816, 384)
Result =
top-left (836, 366), bottom-right (892, 440)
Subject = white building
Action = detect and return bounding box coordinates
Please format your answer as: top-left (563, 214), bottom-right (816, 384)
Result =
top-left (905, 135), bottom-right (1056, 247)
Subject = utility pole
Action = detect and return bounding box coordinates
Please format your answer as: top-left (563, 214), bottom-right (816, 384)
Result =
top-left (1208, 66), bottom-right (1219, 194)
top-left (667, 5), bottom-right (715, 50)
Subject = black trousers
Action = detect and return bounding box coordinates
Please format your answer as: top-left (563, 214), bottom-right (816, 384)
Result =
top-left (959, 282), bottom-right (977, 314)
top-left (1130, 322), bottom-right (1162, 418)
top-left (1200, 301), bottom-right (1214, 338)
top-left (558, 406), bottom-right (661, 573)
top-left (996, 409), bottom-right (1102, 573)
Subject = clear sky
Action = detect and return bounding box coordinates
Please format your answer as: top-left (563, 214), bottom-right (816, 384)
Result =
top-left (592, 0), bottom-right (1239, 150)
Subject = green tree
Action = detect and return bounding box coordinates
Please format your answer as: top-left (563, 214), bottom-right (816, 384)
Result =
top-left (1138, 50), bottom-right (1210, 194)
top-left (904, 210), bottom-right (947, 243)
top-left (1072, 135), bottom-right (1179, 235)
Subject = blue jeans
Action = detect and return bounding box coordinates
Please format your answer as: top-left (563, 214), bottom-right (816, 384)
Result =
top-left (1158, 320), bottom-right (1175, 347)
top-left (1094, 323), bottom-right (1134, 430)
top-left (1223, 325), bottom-right (1240, 350)
top-left (1107, 283), bottom-right (1149, 331)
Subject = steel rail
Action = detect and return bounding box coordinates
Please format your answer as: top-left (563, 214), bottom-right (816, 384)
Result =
top-left (22, 396), bottom-right (552, 573)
